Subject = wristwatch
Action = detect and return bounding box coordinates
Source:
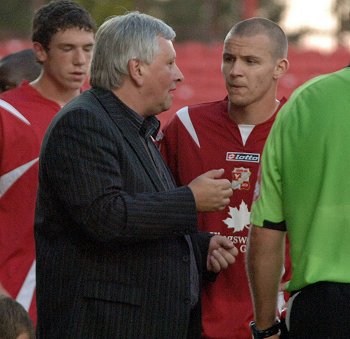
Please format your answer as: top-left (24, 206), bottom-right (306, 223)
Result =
top-left (249, 320), bottom-right (281, 338)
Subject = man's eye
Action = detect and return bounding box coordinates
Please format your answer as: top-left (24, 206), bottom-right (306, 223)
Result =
top-left (223, 56), bottom-right (234, 63)
top-left (246, 59), bottom-right (257, 64)
top-left (83, 46), bottom-right (93, 52)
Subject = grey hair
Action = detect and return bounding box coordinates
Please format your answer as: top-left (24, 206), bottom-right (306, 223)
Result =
top-left (90, 11), bottom-right (176, 90)
top-left (225, 17), bottom-right (288, 59)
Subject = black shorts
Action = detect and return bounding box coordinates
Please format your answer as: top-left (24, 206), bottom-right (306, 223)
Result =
top-left (285, 281), bottom-right (350, 338)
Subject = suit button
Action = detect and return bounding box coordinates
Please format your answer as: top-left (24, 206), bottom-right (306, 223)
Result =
top-left (184, 298), bottom-right (190, 304)
top-left (182, 255), bottom-right (189, 262)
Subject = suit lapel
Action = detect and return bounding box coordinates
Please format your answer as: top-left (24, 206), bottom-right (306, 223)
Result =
top-left (91, 88), bottom-right (166, 191)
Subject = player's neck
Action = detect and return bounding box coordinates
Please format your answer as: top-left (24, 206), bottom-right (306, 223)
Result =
top-left (228, 98), bottom-right (280, 125)
top-left (30, 76), bottom-right (81, 108)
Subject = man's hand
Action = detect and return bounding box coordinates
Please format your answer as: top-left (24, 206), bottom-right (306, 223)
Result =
top-left (188, 169), bottom-right (233, 212)
top-left (207, 235), bottom-right (238, 273)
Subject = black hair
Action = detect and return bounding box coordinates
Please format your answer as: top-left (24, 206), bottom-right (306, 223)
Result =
top-left (0, 49), bottom-right (41, 92)
top-left (32, 0), bottom-right (96, 50)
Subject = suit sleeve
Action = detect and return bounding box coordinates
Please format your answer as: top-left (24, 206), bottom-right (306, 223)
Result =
top-left (39, 107), bottom-right (198, 243)
top-left (191, 232), bottom-right (218, 282)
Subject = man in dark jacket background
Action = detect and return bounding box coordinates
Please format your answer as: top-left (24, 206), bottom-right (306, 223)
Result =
top-left (34, 11), bottom-right (238, 338)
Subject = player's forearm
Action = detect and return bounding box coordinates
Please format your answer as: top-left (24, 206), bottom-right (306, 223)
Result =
top-left (246, 225), bottom-right (285, 328)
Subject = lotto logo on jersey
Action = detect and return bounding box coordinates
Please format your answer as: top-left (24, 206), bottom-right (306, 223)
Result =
top-left (226, 152), bottom-right (260, 163)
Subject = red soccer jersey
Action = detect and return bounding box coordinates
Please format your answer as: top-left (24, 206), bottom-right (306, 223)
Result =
top-left (161, 97), bottom-right (290, 339)
top-left (0, 81), bottom-right (60, 324)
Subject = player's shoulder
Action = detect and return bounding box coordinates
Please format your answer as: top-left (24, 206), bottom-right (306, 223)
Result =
top-left (176, 98), bottom-right (227, 120)
top-left (0, 83), bottom-right (37, 123)
top-left (0, 82), bottom-right (33, 109)
top-left (163, 97), bottom-right (228, 134)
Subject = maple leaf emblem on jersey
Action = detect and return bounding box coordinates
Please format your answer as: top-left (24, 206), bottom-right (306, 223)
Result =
top-left (223, 200), bottom-right (250, 233)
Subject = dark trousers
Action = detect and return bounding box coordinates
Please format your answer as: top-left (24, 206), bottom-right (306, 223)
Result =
top-left (186, 303), bottom-right (201, 339)
top-left (287, 282), bottom-right (350, 338)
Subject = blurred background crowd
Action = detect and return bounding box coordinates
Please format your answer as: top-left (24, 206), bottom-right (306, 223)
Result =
top-left (0, 0), bottom-right (349, 124)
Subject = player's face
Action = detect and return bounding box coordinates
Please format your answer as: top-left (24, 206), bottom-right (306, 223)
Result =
top-left (141, 37), bottom-right (184, 117)
top-left (37, 27), bottom-right (94, 91)
top-left (221, 34), bottom-right (280, 109)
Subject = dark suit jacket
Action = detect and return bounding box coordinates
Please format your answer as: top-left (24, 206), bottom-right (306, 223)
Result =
top-left (34, 88), bottom-right (213, 338)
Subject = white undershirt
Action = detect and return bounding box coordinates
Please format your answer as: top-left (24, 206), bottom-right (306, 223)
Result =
top-left (238, 124), bottom-right (255, 145)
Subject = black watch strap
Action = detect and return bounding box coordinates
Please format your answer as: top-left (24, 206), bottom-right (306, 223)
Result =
top-left (250, 320), bottom-right (280, 338)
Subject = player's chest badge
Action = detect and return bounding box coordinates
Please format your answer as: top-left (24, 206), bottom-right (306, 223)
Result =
top-left (231, 167), bottom-right (251, 190)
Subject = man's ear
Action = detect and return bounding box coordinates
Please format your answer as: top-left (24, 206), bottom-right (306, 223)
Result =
top-left (33, 42), bottom-right (47, 64)
top-left (128, 58), bottom-right (144, 86)
top-left (273, 58), bottom-right (289, 80)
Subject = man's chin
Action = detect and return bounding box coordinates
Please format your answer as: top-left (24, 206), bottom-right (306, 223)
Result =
top-left (67, 83), bottom-right (85, 91)
top-left (228, 95), bottom-right (247, 107)
top-left (154, 101), bottom-right (172, 115)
